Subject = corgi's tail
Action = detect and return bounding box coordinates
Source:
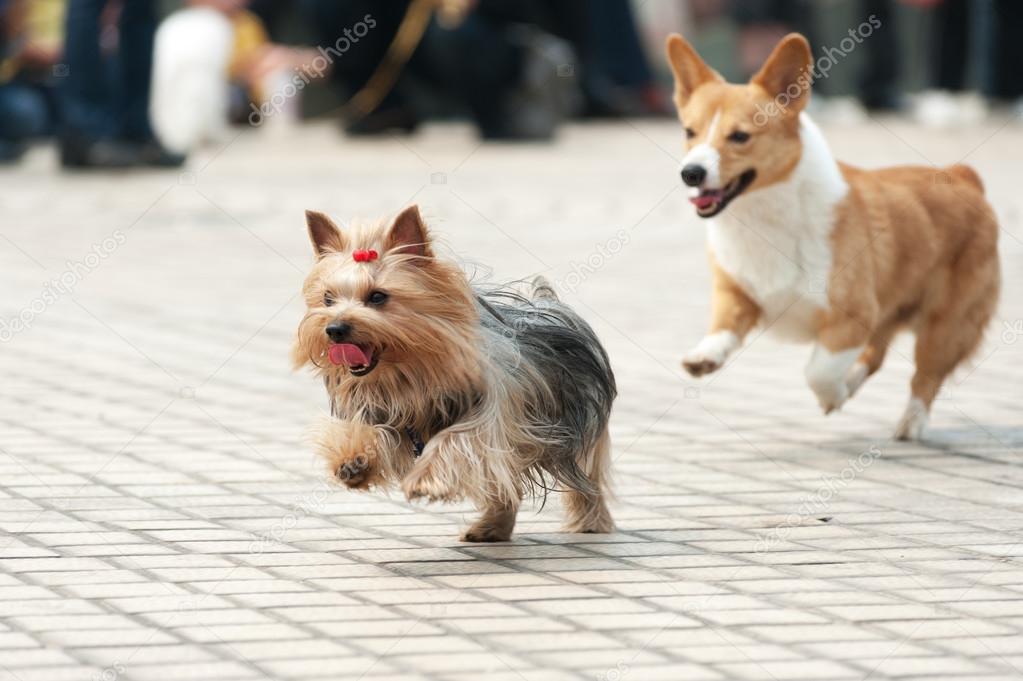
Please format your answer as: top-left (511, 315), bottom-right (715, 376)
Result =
top-left (947, 164), bottom-right (984, 194)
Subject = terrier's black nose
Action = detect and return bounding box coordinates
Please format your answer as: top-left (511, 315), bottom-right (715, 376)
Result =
top-left (325, 321), bottom-right (352, 342)
top-left (681, 164), bottom-right (707, 187)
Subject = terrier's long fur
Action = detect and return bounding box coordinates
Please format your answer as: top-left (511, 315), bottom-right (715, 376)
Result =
top-left (666, 32), bottom-right (1000, 440)
top-left (293, 206), bottom-right (616, 541)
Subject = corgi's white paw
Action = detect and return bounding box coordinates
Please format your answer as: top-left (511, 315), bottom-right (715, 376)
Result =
top-left (845, 361), bottom-right (869, 397)
top-left (805, 345), bottom-right (863, 415)
top-left (894, 398), bottom-right (929, 441)
top-left (810, 379), bottom-right (850, 415)
top-left (682, 331), bottom-right (737, 378)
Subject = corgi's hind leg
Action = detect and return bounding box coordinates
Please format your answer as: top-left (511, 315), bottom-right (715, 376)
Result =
top-left (846, 318), bottom-right (900, 398)
top-left (563, 426), bottom-right (614, 534)
top-left (896, 243), bottom-right (999, 440)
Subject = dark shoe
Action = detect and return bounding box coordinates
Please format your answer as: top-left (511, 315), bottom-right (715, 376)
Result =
top-left (482, 27), bottom-right (578, 141)
top-left (0, 140), bottom-right (26, 163)
top-left (344, 106), bottom-right (419, 136)
top-left (60, 137), bottom-right (186, 169)
top-left (60, 137), bottom-right (143, 169)
top-left (137, 140), bottom-right (186, 168)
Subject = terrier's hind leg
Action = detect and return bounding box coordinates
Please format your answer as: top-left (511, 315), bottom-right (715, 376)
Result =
top-left (563, 426), bottom-right (614, 534)
top-left (462, 499), bottom-right (519, 543)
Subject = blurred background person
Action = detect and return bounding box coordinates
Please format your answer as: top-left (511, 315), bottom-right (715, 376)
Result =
top-left (0, 0), bottom-right (62, 163)
top-left (5, 0), bottom-right (1023, 164)
top-left (295, 0), bottom-right (663, 140)
top-left (149, 0), bottom-right (324, 153)
top-left (910, 0), bottom-right (1023, 127)
top-left (58, 0), bottom-right (183, 167)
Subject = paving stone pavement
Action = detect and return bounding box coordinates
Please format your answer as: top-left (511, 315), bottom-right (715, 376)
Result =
top-left (1, 119), bottom-right (1022, 681)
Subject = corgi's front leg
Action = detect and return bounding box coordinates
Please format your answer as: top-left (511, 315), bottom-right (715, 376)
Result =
top-left (684, 264), bottom-right (761, 377)
top-left (683, 331), bottom-right (740, 376)
top-left (806, 316), bottom-right (873, 414)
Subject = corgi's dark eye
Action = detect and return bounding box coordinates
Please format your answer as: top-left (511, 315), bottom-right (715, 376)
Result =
top-left (366, 290), bottom-right (389, 306)
top-left (728, 130), bottom-right (751, 144)
top-left (323, 293), bottom-right (335, 307)
top-left (684, 127), bottom-right (696, 140)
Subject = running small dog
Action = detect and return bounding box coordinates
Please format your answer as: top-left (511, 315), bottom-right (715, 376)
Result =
top-left (666, 32), bottom-right (1000, 440)
top-left (293, 206), bottom-right (616, 542)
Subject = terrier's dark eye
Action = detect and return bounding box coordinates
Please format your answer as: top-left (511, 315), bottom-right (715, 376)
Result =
top-left (727, 130), bottom-right (751, 144)
top-left (684, 127), bottom-right (696, 140)
top-left (366, 290), bottom-right (389, 306)
top-left (323, 293), bottom-right (335, 307)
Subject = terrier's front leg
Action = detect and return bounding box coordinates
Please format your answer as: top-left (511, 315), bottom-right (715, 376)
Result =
top-left (313, 419), bottom-right (391, 490)
top-left (401, 423), bottom-right (502, 505)
top-left (401, 442), bottom-right (461, 503)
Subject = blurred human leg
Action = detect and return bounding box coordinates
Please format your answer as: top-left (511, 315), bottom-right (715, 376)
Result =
top-left (0, 83), bottom-right (50, 161)
top-left (58, 0), bottom-right (110, 141)
top-left (117, 0), bottom-right (156, 142)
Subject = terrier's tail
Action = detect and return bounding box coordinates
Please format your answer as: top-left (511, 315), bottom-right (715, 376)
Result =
top-left (530, 275), bottom-right (559, 302)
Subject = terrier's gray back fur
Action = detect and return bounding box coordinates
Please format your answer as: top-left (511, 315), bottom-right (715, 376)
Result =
top-left (476, 280), bottom-right (616, 497)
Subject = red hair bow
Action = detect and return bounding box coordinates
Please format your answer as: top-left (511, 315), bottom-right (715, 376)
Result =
top-left (352, 249), bottom-right (379, 263)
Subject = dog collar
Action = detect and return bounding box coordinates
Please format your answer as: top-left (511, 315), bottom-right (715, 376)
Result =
top-left (405, 427), bottom-right (426, 458)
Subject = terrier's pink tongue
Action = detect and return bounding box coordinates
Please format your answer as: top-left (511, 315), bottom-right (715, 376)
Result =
top-left (328, 343), bottom-right (370, 367)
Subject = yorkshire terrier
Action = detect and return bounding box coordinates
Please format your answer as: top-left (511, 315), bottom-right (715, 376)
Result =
top-left (293, 205), bottom-right (616, 542)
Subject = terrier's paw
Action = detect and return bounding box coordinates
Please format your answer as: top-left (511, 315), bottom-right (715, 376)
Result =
top-left (460, 526), bottom-right (512, 543)
top-left (335, 455), bottom-right (370, 488)
top-left (401, 463), bottom-right (457, 503)
top-left (682, 332), bottom-right (737, 377)
top-left (314, 419), bottom-right (383, 490)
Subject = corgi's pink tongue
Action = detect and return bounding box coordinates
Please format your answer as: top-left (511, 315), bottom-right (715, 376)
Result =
top-left (690, 192), bottom-right (721, 209)
top-left (328, 343), bottom-right (370, 367)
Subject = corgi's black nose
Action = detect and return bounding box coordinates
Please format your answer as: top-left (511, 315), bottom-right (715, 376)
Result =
top-left (681, 164), bottom-right (707, 187)
top-left (325, 321), bottom-right (352, 342)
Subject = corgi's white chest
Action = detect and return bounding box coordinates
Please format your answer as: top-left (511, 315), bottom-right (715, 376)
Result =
top-left (706, 114), bottom-right (849, 343)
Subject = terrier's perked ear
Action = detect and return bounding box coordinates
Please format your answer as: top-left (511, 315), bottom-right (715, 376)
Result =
top-left (305, 210), bottom-right (346, 256)
top-left (386, 204), bottom-right (433, 259)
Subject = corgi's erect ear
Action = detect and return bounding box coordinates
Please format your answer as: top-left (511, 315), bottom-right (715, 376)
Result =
top-left (386, 204), bottom-right (433, 260)
top-left (665, 33), bottom-right (722, 107)
top-left (305, 210), bottom-right (346, 256)
top-left (751, 33), bottom-right (813, 115)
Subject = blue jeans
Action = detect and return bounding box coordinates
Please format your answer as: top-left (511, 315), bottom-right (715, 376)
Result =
top-left (59, 0), bottom-right (156, 141)
top-left (0, 83), bottom-right (51, 160)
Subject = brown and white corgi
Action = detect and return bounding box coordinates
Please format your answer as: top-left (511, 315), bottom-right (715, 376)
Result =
top-left (665, 32), bottom-right (1000, 440)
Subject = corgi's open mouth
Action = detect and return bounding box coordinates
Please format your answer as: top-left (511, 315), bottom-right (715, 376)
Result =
top-left (327, 343), bottom-right (379, 376)
top-left (690, 169), bottom-right (757, 218)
